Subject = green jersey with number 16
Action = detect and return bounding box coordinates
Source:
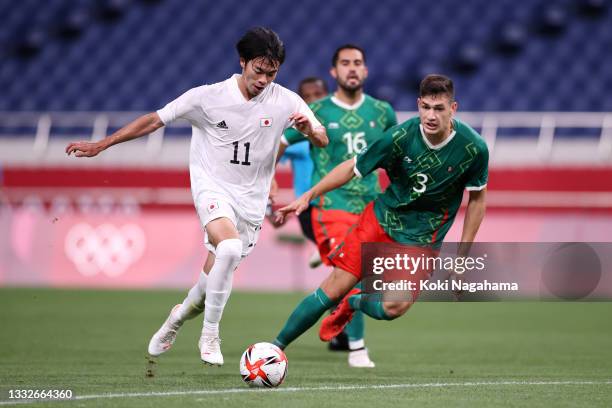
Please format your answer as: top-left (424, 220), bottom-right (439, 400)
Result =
top-left (283, 94), bottom-right (396, 213)
top-left (355, 116), bottom-right (489, 247)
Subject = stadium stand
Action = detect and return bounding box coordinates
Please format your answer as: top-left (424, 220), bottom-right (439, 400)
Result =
top-left (0, 0), bottom-right (610, 112)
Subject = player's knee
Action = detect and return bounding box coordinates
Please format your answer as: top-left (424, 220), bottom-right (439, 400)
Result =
top-left (383, 301), bottom-right (413, 319)
top-left (320, 286), bottom-right (342, 303)
top-left (320, 268), bottom-right (358, 303)
top-left (215, 238), bottom-right (243, 263)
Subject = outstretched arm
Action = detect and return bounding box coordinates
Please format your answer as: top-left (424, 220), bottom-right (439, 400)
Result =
top-left (458, 189), bottom-right (487, 256)
top-left (275, 158), bottom-right (355, 223)
top-left (275, 142), bottom-right (288, 164)
top-left (448, 188), bottom-right (487, 300)
top-left (65, 112), bottom-right (164, 157)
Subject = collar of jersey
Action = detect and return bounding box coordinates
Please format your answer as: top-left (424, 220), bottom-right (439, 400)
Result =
top-left (231, 73), bottom-right (267, 103)
top-left (419, 122), bottom-right (457, 150)
top-left (330, 94), bottom-right (366, 110)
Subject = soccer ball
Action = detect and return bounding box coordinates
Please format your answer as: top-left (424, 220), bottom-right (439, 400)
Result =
top-left (239, 342), bottom-right (288, 388)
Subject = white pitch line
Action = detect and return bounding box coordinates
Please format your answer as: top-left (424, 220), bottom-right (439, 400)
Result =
top-left (1, 380), bottom-right (611, 406)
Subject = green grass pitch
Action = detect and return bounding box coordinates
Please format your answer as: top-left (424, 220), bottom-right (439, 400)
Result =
top-left (0, 288), bottom-right (611, 407)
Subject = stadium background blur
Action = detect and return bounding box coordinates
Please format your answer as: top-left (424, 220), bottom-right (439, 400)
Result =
top-left (1, 0), bottom-right (611, 292)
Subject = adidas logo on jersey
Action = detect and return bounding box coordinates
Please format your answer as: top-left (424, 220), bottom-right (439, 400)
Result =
top-left (403, 156), bottom-right (413, 163)
top-left (216, 120), bottom-right (228, 129)
top-left (328, 123), bottom-right (339, 129)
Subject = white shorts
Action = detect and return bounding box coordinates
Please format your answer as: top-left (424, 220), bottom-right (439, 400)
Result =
top-left (195, 192), bottom-right (262, 258)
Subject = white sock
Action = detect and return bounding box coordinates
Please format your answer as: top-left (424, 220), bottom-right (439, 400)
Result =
top-left (349, 339), bottom-right (365, 351)
top-left (203, 238), bottom-right (242, 337)
top-left (175, 271), bottom-right (208, 323)
top-left (203, 320), bottom-right (219, 338)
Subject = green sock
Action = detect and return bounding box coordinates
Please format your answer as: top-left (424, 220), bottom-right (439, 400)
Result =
top-left (344, 283), bottom-right (364, 341)
top-left (273, 288), bottom-right (335, 349)
top-left (344, 310), bottom-right (364, 342)
top-left (348, 294), bottom-right (394, 321)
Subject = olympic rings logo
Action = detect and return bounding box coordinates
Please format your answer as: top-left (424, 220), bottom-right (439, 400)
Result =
top-left (64, 223), bottom-right (146, 277)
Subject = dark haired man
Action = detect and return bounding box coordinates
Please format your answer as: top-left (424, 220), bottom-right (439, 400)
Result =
top-left (65, 27), bottom-right (327, 366)
top-left (276, 44), bottom-right (396, 367)
top-left (271, 74), bottom-right (488, 357)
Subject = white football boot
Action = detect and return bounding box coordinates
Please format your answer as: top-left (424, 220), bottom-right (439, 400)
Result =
top-left (199, 333), bottom-right (224, 366)
top-left (147, 304), bottom-right (181, 357)
top-left (348, 348), bottom-right (376, 368)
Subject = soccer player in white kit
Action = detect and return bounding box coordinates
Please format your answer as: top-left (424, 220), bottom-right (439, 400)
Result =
top-left (65, 27), bottom-right (328, 366)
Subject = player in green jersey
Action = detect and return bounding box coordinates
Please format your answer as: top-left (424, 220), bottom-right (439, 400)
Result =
top-left (280, 45), bottom-right (396, 221)
top-left (276, 45), bottom-right (397, 367)
top-left (271, 74), bottom-right (488, 354)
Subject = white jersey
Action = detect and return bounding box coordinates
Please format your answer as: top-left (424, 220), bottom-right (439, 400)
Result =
top-left (157, 74), bottom-right (321, 224)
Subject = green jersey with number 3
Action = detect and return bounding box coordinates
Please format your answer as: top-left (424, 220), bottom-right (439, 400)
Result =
top-left (355, 116), bottom-right (489, 246)
top-left (284, 94), bottom-right (397, 213)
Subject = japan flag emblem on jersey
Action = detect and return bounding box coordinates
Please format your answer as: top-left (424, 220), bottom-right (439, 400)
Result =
top-left (207, 201), bottom-right (219, 213)
top-left (260, 118), bottom-right (272, 127)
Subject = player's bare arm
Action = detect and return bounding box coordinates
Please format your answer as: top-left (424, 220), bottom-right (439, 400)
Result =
top-left (459, 188), bottom-right (487, 255)
top-left (269, 177), bottom-right (279, 199)
top-left (447, 189), bottom-right (486, 299)
top-left (289, 112), bottom-right (328, 147)
top-left (275, 142), bottom-right (288, 164)
top-left (276, 157), bottom-right (354, 222)
top-left (267, 143), bottom-right (288, 228)
top-left (65, 112), bottom-right (164, 157)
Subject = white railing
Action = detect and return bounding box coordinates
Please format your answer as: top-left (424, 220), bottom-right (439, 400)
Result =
top-left (1, 111), bottom-right (612, 165)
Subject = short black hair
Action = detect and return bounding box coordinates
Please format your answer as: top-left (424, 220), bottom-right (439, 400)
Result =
top-left (419, 74), bottom-right (454, 100)
top-left (332, 44), bottom-right (366, 67)
top-left (297, 77), bottom-right (328, 96)
top-left (236, 27), bottom-right (285, 66)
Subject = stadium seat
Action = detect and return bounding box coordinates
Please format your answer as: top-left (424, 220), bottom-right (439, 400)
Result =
top-left (452, 43), bottom-right (485, 73)
top-left (55, 8), bottom-right (91, 40)
top-left (577, 0), bottom-right (607, 17)
top-left (496, 22), bottom-right (528, 54)
top-left (536, 4), bottom-right (569, 36)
